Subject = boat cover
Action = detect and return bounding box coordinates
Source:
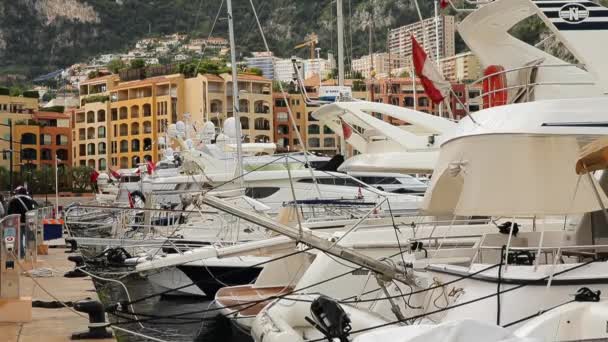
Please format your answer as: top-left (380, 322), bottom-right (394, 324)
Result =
top-left (354, 320), bottom-right (540, 342)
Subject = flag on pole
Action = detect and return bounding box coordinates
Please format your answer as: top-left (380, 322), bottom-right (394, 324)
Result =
top-left (146, 160), bottom-right (156, 175)
top-left (127, 192), bottom-right (134, 208)
top-left (440, 0), bottom-right (450, 9)
top-left (110, 168), bottom-right (121, 180)
top-left (341, 119), bottom-right (353, 140)
top-left (411, 35), bottom-right (451, 104)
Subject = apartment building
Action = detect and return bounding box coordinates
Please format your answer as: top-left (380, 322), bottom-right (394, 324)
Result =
top-left (440, 51), bottom-right (483, 82)
top-left (274, 58), bottom-right (302, 82)
top-left (75, 75), bottom-right (118, 170)
top-left (244, 52), bottom-right (277, 80)
top-left (107, 74), bottom-right (185, 169)
top-left (184, 73), bottom-right (274, 144)
top-left (388, 16), bottom-right (456, 67)
top-left (272, 93), bottom-right (307, 153)
top-left (12, 111), bottom-right (72, 172)
top-left (351, 52), bottom-right (399, 79)
top-left (0, 94), bottom-right (39, 170)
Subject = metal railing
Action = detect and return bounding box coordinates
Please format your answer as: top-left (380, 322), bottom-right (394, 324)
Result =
top-left (467, 63), bottom-right (592, 107)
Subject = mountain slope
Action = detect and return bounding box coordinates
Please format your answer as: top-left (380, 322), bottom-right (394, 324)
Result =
top-left (1, 0), bottom-right (435, 79)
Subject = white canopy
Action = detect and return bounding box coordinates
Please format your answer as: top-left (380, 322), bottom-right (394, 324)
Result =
top-left (338, 151), bottom-right (439, 174)
top-left (422, 134), bottom-right (608, 216)
top-left (354, 320), bottom-right (538, 342)
top-left (313, 101), bottom-right (455, 153)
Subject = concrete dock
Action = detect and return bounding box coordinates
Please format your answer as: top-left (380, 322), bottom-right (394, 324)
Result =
top-left (0, 248), bottom-right (116, 342)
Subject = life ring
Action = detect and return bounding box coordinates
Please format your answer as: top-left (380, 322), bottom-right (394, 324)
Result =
top-left (482, 65), bottom-right (508, 109)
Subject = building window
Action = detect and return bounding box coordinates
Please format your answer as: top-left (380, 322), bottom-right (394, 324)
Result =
top-left (40, 134), bottom-right (52, 145)
top-left (120, 140), bottom-right (129, 153)
top-left (324, 137), bottom-right (336, 147)
top-left (131, 139), bottom-right (140, 152)
top-left (308, 137), bottom-right (320, 148)
top-left (254, 118), bottom-right (270, 130)
top-left (143, 121), bottom-right (152, 134)
top-left (97, 110), bottom-right (106, 122)
top-left (308, 124), bottom-right (320, 134)
top-left (87, 143), bottom-right (96, 155)
top-left (87, 111), bottom-right (95, 123)
top-left (56, 134), bottom-right (68, 145)
top-left (98, 127), bottom-right (106, 139)
top-left (21, 133), bottom-right (37, 145)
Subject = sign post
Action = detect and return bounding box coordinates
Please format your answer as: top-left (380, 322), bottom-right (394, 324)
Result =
top-left (0, 214), bottom-right (32, 322)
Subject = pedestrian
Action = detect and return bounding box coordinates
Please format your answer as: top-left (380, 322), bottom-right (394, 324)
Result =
top-left (7, 186), bottom-right (38, 258)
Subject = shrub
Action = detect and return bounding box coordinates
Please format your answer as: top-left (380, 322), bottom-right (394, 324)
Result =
top-left (43, 106), bottom-right (65, 113)
top-left (22, 90), bottom-right (39, 99)
top-left (0, 87), bottom-right (9, 96)
top-left (83, 95), bottom-right (109, 104)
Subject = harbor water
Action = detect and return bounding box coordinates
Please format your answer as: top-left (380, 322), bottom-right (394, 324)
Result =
top-left (93, 274), bottom-right (252, 342)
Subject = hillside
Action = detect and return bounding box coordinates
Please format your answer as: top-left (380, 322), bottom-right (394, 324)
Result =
top-left (2, 0), bottom-right (436, 79)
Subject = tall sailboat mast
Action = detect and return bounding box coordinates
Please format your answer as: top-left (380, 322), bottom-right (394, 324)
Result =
top-left (226, 0), bottom-right (244, 184)
top-left (337, 0), bottom-right (345, 87)
top-left (336, 0), bottom-right (347, 156)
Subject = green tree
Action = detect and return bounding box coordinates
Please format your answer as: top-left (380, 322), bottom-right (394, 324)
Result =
top-left (247, 67), bottom-right (263, 76)
top-left (42, 92), bottom-right (56, 102)
top-left (9, 85), bottom-right (23, 96)
top-left (399, 70), bottom-right (410, 78)
top-left (107, 58), bottom-right (126, 73)
top-left (72, 166), bottom-right (93, 192)
top-left (130, 58), bottom-right (146, 69)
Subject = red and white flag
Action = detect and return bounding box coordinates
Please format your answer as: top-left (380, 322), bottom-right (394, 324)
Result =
top-left (411, 35), bottom-right (451, 104)
top-left (341, 118), bottom-right (353, 140)
top-left (127, 192), bottom-right (135, 208)
top-left (110, 168), bottom-right (121, 180)
top-left (146, 160), bottom-right (156, 175)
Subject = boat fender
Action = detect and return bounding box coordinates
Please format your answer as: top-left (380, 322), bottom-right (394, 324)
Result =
top-left (106, 247), bottom-right (132, 264)
top-left (497, 221), bottom-right (519, 237)
top-left (507, 250), bottom-right (534, 265)
top-left (130, 190), bottom-right (146, 204)
top-left (574, 287), bottom-right (601, 302)
top-left (305, 295), bottom-right (352, 342)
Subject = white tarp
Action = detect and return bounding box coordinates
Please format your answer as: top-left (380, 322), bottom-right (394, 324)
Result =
top-left (338, 151), bottom-right (439, 173)
top-left (422, 134), bottom-right (608, 216)
top-left (354, 320), bottom-right (540, 342)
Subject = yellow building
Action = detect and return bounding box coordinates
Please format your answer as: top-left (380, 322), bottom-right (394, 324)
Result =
top-left (0, 94), bottom-right (39, 170)
top-left (76, 75), bottom-right (118, 170)
top-left (74, 71), bottom-right (273, 172)
top-left (184, 73), bottom-right (273, 143)
top-left (440, 51), bottom-right (483, 82)
top-left (108, 74), bottom-right (185, 169)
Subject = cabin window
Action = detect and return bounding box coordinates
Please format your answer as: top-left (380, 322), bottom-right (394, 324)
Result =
top-left (245, 187), bottom-right (281, 199)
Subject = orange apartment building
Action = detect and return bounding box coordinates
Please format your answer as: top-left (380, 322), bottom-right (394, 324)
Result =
top-left (12, 111), bottom-right (72, 172)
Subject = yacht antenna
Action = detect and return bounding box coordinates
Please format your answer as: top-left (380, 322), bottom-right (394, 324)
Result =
top-left (226, 0), bottom-right (244, 185)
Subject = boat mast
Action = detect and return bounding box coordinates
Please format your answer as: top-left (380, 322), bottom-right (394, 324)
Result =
top-left (337, 0), bottom-right (345, 87)
top-left (226, 0), bottom-right (244, 184)
top-left (434, 0), bottom-right (443, 118)
top-left (337, 0), bottom-right (347, 156)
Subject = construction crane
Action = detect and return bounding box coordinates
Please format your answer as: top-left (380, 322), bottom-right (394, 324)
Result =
top-left (294, 33), bottom-right (319, 59)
